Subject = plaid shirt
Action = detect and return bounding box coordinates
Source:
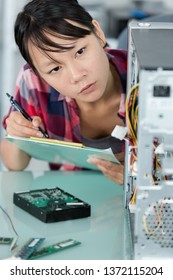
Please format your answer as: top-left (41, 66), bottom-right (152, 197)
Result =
top-left (3, 48), bottom-right (127, 170)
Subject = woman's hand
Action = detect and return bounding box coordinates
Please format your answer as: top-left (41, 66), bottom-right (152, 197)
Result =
top-left (1, 111), bottom-right (45, 170)
top-left (87, 158), bottom-right (124, 185)
top-left (5, 111), bottom-right (44, 138)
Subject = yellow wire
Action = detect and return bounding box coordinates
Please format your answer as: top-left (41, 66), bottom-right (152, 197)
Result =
top-left (126, 83), bottom-right (139, 146)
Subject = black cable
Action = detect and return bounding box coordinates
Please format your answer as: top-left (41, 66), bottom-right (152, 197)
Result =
top-left (0, 205), bottom-right (18, 237)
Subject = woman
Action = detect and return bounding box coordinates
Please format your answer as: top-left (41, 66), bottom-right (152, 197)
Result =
top-left (1, 0), bottom-right (127, 184)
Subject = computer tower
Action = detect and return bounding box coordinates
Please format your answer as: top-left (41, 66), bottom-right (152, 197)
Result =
top-left (125, 21), bottom-right (173, 259)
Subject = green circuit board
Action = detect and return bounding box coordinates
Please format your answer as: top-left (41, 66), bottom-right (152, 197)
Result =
top-left (0, 237), bottom-right (13, 245)
top-left (29, 239), bottom-right (81, 259)
top-left (13, 187), bottom-right (91, 223)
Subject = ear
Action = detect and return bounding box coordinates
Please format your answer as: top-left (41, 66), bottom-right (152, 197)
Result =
top-left (92, 19), bottom-right (106, 47)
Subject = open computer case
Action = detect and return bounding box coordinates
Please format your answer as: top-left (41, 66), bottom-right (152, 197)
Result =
top-left (124, 21), bottom-right (173, 259)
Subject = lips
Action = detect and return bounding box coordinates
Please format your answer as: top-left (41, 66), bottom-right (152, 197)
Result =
top-left (80, 82), bottom-right (96, 94)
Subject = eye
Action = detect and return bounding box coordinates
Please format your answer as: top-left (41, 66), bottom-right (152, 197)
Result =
top-left (76, 47), bottom-right (85, 57)
top-left (49, 66), bottom-right (61, 74)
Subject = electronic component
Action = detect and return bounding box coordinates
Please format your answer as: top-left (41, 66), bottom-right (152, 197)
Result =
top-left (29, 238), bottom-right (81, 260)
top-left (13, 237), bottom-right (45, 259)
top-left (153, 85), bottom-right (170, 97)
top-left (10, 237), bottom-right (18, 251)
top-left (125, 21), bottom-right (173, 259)
top-left (0, 237), bottom-right (13, 245)
top-left (13, 187), bottom-right (91, 223)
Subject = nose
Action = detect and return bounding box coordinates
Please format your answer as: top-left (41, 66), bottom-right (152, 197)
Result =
top-left (68, 61), bottom-right (86, 83)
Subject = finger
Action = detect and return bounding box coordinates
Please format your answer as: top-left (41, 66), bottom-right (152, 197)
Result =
top-left (6, 113), bottom-right (42, 137)
top-left (87, 158), bottom-right (113, 168)
top-left (6, 112), bottom-right (31, 130)
top-left (100, 168), bottom-right (124, 185)
top-left (98, 160), bottom-right (116, 170)
top-left (97, 163), bottom-right (124, 185)
top-left (93, 159), bottom-right (121, 171)
top-left (87, 158), bottom-right (124, 184)
top-left (31, 116), bottom-right (43, 129)
top-left (6, 123), bottom-right (41, 137)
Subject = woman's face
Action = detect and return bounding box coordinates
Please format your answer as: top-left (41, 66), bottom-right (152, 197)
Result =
top-left (29, 20), bottom-right (111, 103)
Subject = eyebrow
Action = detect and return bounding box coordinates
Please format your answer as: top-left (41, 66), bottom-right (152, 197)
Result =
top-left (39, 45), bottom-right (76, 69)
top-left (38, 40), bottom-right (81, 69)
top-left (39, 59), bottom-right (61, 69)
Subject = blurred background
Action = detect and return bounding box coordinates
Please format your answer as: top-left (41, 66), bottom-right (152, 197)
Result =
top-left (0, 0), bottom-right (173, 170)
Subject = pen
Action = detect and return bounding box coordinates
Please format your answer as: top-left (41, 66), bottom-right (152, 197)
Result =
top-left (6, 93), bottom-right (48, 138)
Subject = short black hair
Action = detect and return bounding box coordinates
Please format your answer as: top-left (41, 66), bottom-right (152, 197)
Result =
top-left (15, 0), bottom-right (94, 72)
